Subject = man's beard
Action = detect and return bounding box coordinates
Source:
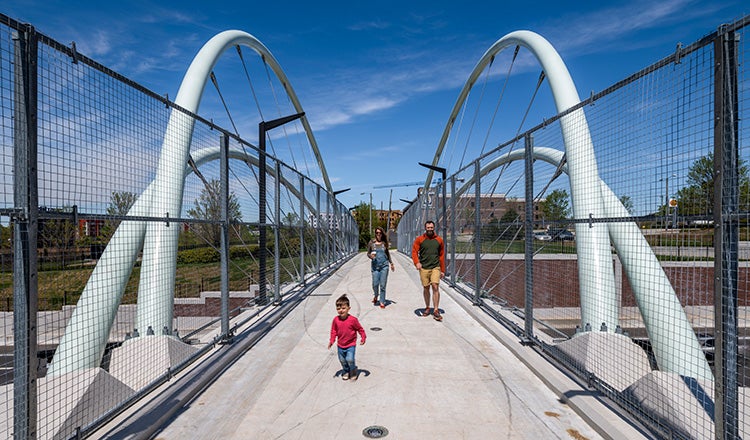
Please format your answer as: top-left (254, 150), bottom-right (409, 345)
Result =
top-left (426, 231), bottom-right (434, 237)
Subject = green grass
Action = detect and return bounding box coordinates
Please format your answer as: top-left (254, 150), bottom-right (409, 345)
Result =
top-left (0, 255), bottom-right (312, 311)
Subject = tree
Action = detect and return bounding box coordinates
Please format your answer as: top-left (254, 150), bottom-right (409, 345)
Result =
top-left (0, 223), bottom-right (10, 249)
top-left (283, 212), bottom-right (300, 227)
top-left (498, 208), bottom-right (522, 239)
top-left (101, 191), bottom-right (138, 242)
top-left (500, 208), bottom-right (519, 223)
top-left (675, 154), bottom-right (714, 216)
top-left (540, 189), bottom-right (570, 221)
top-left (107, 191), bottom-right (138, 216)
top-left (281, 212), bottom-right (300, 240)
top-left (678, 153), bottom-right (750, 215)
top-left (38, 207), bottom-right (78, 268)
top-left (675, 153), bottom-right (750, 216)
top-left (480, 217), bottom-right (501, 241)
top-left (619, 195), bottom-right (634, 216)
top-left (351, 202), bottom-right (380, 249)
top-left (39, 216), bottom-right (77, 250)
top-left (187, 179), bottom-right (242, 247)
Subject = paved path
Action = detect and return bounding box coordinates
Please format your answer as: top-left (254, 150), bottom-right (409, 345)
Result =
top-left (142, 252), bottom-right (648, 440)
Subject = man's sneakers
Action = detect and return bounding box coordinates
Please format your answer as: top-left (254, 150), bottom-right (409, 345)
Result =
top-left (342, 372), bottom-right (349, 380)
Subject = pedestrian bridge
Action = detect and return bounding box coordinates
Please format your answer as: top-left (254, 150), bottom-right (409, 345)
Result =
top-left (89, 252), bottom-right (647, 440)
top-left (3, 12), bottom-right (749, 439)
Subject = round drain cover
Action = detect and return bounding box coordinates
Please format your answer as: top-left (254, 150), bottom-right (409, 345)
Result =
top-left (362, 425), bottom-right (389, 438)
top-left (370, 327), bottom-right (382, 331)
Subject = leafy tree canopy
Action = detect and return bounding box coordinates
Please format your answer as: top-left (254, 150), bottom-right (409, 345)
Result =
top-left (675, 153), bottom-right (750, 216)
top-left (540, 189), bottom-right (570, 221)
top-left (187, 179), bottom-right (242, 246)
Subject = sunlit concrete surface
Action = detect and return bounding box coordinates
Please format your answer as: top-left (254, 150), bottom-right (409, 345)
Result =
top-left (99, 253), bottom-right (651, 440)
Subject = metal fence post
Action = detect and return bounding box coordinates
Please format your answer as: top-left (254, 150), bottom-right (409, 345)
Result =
top-left (524, 134), bottom-right (534, 341)
top-left (274, 162), bottom-right (281, 305)
top-left (299, 175), bottom-right (305, 285)
top-left (450, 177), bottom-right (456, 287)
top-left (326, 195), bottom-right (331, 265)
top-left (474, 160), bottom-right (481, 304)
top-left (436, 182), bottom-right (441, 236)
top-left (219, 133), bottom-right (231, 340)
top-left (713, 26), bottom-right (740, 440)
top-left (257, 121), bottom-right (269, 305)
top-left (332, 196), bottom-right (338, 264)
top-left (316, 186), bottom-right (321, 273)
top-left (13, 24), bottom-right (39, 440)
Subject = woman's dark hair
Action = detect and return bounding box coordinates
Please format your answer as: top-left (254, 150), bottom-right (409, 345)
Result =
top-left (374, 226), bottom-right (389, 247)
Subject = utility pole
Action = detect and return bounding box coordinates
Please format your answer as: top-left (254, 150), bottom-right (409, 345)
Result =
top-left (387, 189), bottom-right (393, 231)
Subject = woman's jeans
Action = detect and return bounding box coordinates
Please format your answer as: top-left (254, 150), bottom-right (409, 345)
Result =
top-left (337, 345), bottom-right (357, 373)
top-left (371, 266), bottom-right (389, 304)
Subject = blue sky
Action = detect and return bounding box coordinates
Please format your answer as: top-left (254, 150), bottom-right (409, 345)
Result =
top-left (2, 0), bottom-right (747, 212)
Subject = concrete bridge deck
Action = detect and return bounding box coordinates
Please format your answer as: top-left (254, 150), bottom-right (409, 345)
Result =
top-left (94, 252), bottom-right (652, 440)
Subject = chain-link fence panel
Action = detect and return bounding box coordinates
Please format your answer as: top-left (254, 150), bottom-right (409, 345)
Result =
top-left (398, 16), bottom-right (750, 440)
top-left (0, 15), bottom-right (357, 440)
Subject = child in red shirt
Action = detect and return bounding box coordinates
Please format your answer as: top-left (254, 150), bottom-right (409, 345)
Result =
top-left (327, 294), bottom-right (366, 380)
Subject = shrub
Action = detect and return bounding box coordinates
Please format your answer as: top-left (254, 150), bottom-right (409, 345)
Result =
top-left (177, 247), bottom-right (220, 264)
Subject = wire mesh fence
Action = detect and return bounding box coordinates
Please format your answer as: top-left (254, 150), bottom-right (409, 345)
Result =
top-left (0, 14), bottom-right (357, 440)
top-left (398, 15), bottom-right (749, 440)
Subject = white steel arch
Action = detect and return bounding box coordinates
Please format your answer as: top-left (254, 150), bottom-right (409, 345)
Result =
top-left (48, 147), bottom-right (295, 374)
top-left (430, 30), bottom-right (617, 334)
top-left (136, 30), bottom-right (330, 341)
top-left (49, 30), bottom-right (329, 374)
top-left (459, 147), bottom-right (711, 380)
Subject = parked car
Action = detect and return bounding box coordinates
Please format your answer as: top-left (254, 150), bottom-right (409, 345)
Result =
top-left (548, 228), bottom-right (575, 241)
top-left (533, 231), bottom-right (552, 241)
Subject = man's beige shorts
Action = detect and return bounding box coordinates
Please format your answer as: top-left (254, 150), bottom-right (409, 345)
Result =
top-left (419, 267), bottom-right (441, 287)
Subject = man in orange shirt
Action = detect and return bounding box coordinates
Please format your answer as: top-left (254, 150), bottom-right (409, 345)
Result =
top-left (411, 220), bottom-right (445, 321)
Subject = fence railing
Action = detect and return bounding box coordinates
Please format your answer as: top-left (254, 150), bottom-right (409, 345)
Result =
top-left (398, 15), bottom-right (749, 440)
top-left (0, 14), bottom-right (357, 440)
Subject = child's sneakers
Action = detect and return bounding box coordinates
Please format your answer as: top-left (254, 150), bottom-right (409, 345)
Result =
top-left (350, 369), bottom-right (358, 380)
top-left (342, 372), bottom-right (349, 380)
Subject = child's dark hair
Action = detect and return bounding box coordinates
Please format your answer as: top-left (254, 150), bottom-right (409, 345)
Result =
top-left (335, 294), bottom-right (350, 307)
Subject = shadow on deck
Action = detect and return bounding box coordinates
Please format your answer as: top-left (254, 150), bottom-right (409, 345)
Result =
top-left (92, 253), bottom-right (651, 440)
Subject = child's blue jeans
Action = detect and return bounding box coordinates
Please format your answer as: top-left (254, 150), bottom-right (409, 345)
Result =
top-left (337, 345), bottom-right (357, 373)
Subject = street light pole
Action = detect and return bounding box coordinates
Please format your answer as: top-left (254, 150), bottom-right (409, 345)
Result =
top-left (257, 112), bottom-right (305, 306)
top-left (370, 193), bottom-right (373, 235)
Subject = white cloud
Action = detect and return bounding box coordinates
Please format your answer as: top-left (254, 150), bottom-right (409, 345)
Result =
top-left (348, 20), bottom-right (391, 31)
top-left (537, 0), bottom-right (718, 56)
